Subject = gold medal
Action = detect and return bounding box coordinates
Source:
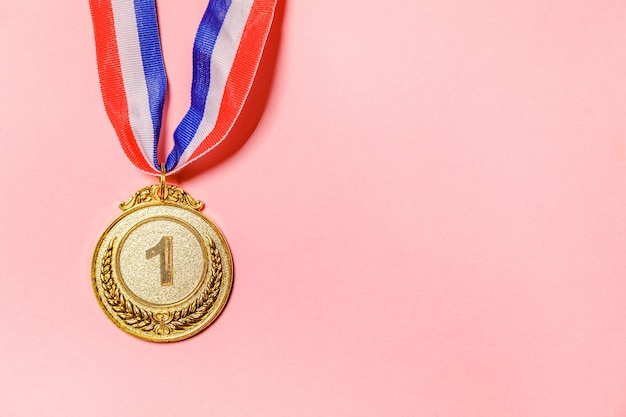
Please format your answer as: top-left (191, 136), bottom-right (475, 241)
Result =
top-left (92, 170), bottom-right (233, 342)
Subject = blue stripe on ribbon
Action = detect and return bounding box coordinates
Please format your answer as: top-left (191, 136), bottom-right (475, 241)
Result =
top-left (165, 0), bottom-right (232, 171)
top-left (134, 0), bottom-right (167, 170)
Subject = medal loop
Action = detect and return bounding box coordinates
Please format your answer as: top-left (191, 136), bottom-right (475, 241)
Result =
top-left (158, 163), bottom-right (168, 200)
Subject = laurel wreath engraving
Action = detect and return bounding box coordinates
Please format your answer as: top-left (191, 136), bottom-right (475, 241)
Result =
top-left (100, 237), bottom-right (223, 336)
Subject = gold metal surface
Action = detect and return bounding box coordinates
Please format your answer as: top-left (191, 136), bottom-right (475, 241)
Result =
top-left (92, 183), bottom-right (233, 342)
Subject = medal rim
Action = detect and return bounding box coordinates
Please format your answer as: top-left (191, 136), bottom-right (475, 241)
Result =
top-left (91, 197), bottom-right (233, 343)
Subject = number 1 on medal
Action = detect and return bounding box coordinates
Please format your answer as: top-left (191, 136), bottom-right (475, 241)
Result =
top-left (146, 236), bottom-right (174, 286)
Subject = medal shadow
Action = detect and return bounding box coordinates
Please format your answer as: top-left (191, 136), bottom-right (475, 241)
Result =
top-left (171, 0), bottom-right (287, 183)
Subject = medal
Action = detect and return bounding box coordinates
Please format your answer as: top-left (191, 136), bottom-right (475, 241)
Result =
top-left (89, 0), bottom-right (275, 342)
top-left (92, 168), bottom-right (233, 342)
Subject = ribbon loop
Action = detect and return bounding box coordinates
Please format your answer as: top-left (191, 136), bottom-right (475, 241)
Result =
top-left (90, 0), bottom-right (276, 174)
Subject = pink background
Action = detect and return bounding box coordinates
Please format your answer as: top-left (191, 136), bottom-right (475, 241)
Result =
top-left (2, 0), bottom-right (626, 415)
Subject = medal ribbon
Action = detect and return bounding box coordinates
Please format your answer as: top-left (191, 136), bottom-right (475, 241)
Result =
top-left (90, 0), bottom-right (276, 174)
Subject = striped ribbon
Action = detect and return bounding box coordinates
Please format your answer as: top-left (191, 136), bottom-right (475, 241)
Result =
top-left (90, 0), bottom-right (276, 174)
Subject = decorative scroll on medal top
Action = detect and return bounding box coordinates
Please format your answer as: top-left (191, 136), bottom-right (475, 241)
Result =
top-left (91, 185), bottom-right (233, 342)
top-left (119, 185), bottom-right (203, 211)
